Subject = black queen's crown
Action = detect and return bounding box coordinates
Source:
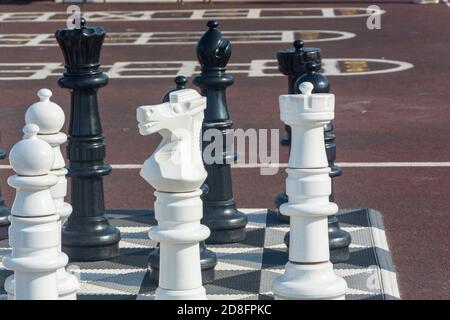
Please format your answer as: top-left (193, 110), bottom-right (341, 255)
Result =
top-left (196, 21), bottom-right (231, 71)
top-left (55, 18), bottom-right (105, 75)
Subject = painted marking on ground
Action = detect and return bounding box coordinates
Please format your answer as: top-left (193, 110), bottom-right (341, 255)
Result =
top-left (0, 58), bottom-right (413, 81)
top-left (0, 7), bottom-right (385, 23)
top-left (0, 30), bottom-right (355, 47)
top-left (1, 162), bottom-right (450, 170)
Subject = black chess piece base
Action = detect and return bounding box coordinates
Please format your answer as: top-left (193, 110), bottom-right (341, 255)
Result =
top-left (274, 193), bottom-right (290, 223)
top-left (202, 202), bottom-right (247, 244)
top-left (0, 202), bottom-right (9, 240)
top-left (328, 215), bottom-right (352, 263)
top-left (280, 136), bottom-right (290, 146)
top-left (0, 148), bottom-right (10, 240)
top-left (62, 218), bottom-right (121, 261)
top-left (148, 242), bottom-right (217, 285)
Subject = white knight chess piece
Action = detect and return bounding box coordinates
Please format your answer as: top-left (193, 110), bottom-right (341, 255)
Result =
top-left (138, 88), bottom-right (207, 192)
top-left (137, 89), bottom-right (210, 300)
top-left (272, 82), bottom-right (348, 300)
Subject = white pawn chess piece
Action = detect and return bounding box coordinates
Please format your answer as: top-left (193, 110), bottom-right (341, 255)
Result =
top-left (27, 88), bottom-right (79, 298)
top-left (5, 89), bottom-right (79, 300)
top-left (137, 89), bottom-right (210, 300)
top-left (4, 124), bottom-right (69, 300)
top-left (272, 82), bottom-right (347, 300)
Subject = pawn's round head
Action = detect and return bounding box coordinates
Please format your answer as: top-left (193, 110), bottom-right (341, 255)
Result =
top-left (25, 88), bottom-right (65, 134)
top-left (9, 124), bottom-right (55, 176)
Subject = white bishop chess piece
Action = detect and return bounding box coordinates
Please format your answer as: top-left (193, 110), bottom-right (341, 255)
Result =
top-left (137, 88), bottom-right (210, 300)
top-left (5, 89), bottom-right (79, 300)
top-left (272, 82), bottom-right (348, 300)
top-left (4, 124), bottom-right (70, 300)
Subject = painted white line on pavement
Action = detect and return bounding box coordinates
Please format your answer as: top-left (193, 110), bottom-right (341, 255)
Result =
top-left (0, 7), bottom-right (386, 23)
top-left (0, 30), bottom-right (356, 47)
top-left (1, 162), bottom-right (450, 170)
top-left (0, 58), bottom-right (414, 81)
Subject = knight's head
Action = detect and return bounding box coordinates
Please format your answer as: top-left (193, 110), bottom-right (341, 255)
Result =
top-left (137, 89), bottom-right (206, 137)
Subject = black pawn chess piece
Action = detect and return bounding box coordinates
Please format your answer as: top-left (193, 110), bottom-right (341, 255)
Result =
top-left (193, 20), bottom-right (248, 244)
top-left (0, 146), bottom-right (10, 240)
top-left (148, 77), bottom-right (218, 284)
top-left (55, 18), bottom-right (121, 261)
top-left (275, 40), bottom-right (322, 222)
top-left (162, 75), bottom-right (187, 102)
top-left (284, 61), bottom-right (352, 263)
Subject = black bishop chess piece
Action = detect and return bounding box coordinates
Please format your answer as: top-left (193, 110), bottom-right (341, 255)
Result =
top-left (55, 18), bottom-right (121, 261)
top-left (148, 76), bottom-right (218, 284)
top-left (193, 20), bottom-right (248, 244)
top-left (0, 146), bottom-right (10, 240)
top-left (284, 61), bottom-right (352, 263)
top-left (275, 40), bottom-right (322, 222)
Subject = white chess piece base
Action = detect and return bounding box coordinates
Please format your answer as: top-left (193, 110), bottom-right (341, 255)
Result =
top-left (149, 190), bottom-right (209, 300)
top-left (273, 261), bottom-right (347, 300)
top-left (155, 287), bottom-right (207, 300)
top-left (273, 82), bottom-right (347, 300)
top-left (3, 215), bottom-right (68, 300)
top-left (5, 166), bottom-right (78, 300)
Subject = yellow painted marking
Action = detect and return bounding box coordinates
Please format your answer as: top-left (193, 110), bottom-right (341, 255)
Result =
top-left (344, 60), bottom-right (369, 73)
top-left (336, 9), bottom-right (358, 16)
top-left (296, 31), bottom-right (319, 40)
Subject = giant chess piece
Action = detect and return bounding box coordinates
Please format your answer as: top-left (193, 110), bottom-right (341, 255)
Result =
top-left (4, 124), bottom-right (70, 300)
top-left (137, 89), bottom-right (210, 300)
top-left (294, 62), bottom-right (351, 262)
top-left (148, 76), bottom-right (218, 284)
top-left (193, 20), bottom-right (248, 244)
top-left (162, 75), bottom-right (188, 102)
top-left (273, 83), bottom-right (347, 300)
top-left (275, 40), bottom-right (322, 221)
top-left (0, 144), bottom-right (10, 240)
top-left (55, 18), bottom-right (121, 261)
top-left (5, 89), bottom-right (80, 300)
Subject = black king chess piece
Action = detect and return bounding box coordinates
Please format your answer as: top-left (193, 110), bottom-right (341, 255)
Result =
top-left (193, 21), bottom-right (248, 244)
top-left (275, 40), bottom-right (321, 222)
top-left (148, 76), bottom-right (218, 284)
top-left (284, 61), bottom-right (352, 262)
top-left (55, 18), bottom-right (121, 261)
top-left (0, 146), bottom-right (10, 240)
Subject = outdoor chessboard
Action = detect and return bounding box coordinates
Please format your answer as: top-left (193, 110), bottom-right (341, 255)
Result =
top-left (0, 208), bottom-right (400, 300)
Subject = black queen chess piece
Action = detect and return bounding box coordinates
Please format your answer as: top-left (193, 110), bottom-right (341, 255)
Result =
top-left (193, 21), bottom-right (248, 244)
top-left (0, 145), bottom-right (10, 240)
top-left (55, 18), bottom-right (121, 261)
top-left (285, 61), bottom-right (352, 263)
top-left (148, 76), bottom-right (218, 284)
top-left (275, 40), bottom-right (322, 221)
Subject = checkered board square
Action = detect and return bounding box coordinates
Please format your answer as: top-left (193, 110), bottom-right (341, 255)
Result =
top-left (0, 208), bottom-right (400, 300)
